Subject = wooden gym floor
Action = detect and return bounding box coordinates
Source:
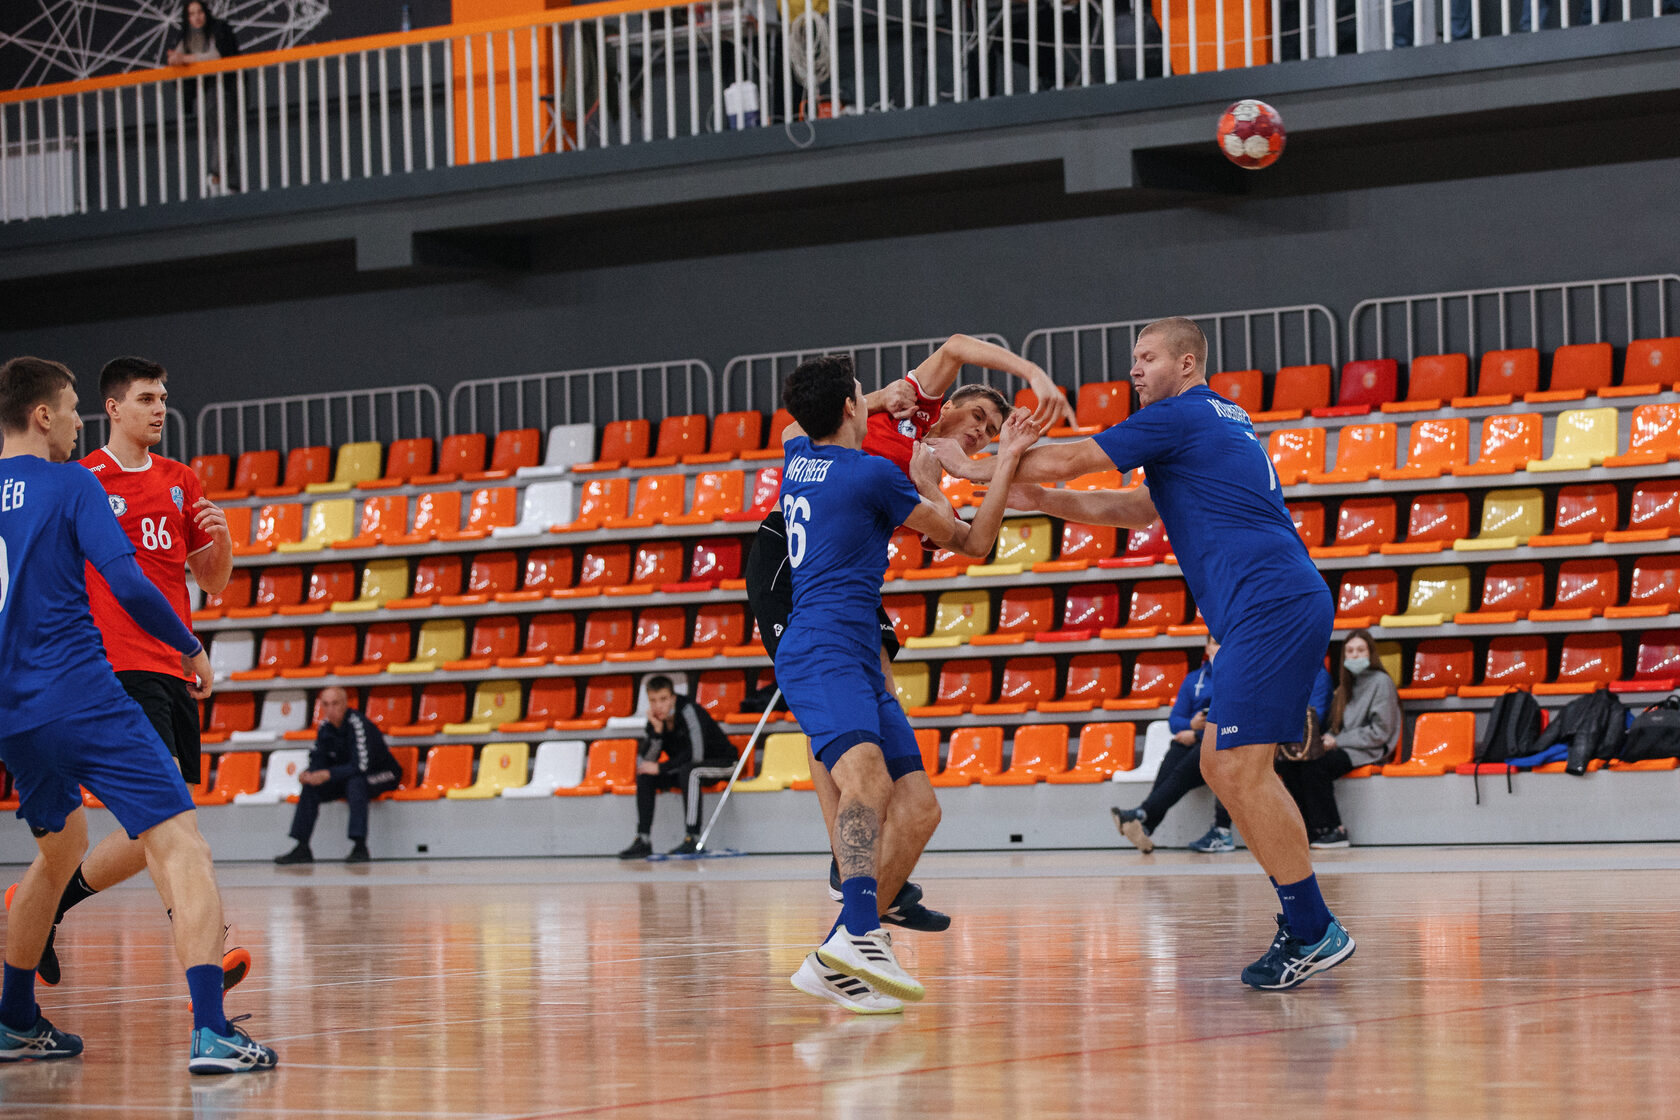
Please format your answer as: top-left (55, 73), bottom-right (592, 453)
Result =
top-left (1, 844), bottom-right (1678, 1118)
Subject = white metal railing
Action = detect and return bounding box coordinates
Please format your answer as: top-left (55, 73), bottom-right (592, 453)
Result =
top-left (75, 407), bottom-right (189, 463)
top-left (195, 383), bottom-right (443, 458)
top-left (3, 0), bottom-right (1670, 224)
top-left (1022, 304), bottom-right (1337, 390)
top-left (722, 334), bottom-right (1012, 415)
top-left (448, 359), bottom-right (716, 433)
top-left (1349, 275), bottom-right (1680, 362)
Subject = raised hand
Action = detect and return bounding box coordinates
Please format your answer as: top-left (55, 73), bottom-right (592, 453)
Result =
top-left (193, 498), bottom-right (231, 544)
top-left (997, 409), bottom-right (1043, 458)
top-left (1026, 369), bottom-right (1077, 430)
top-left (921, 436), bottom-right (977, 478)
top-left (869, 379), bottom-right (919, 419)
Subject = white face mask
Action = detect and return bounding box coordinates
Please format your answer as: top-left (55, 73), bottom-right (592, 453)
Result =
top-left (1344, 657), bottom-right (1370, 676)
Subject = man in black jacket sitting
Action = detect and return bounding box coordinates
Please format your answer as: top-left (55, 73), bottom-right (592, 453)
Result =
top-left (618, 676), bottom-right (738, 859)
top-left (275, 688), bottom-right (402, 864)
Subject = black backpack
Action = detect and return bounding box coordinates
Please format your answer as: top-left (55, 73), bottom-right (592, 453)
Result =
top-left (1620, 696), bottom-right (1680, 762)
top-left (1471, 690), bottom-right (1543, 803)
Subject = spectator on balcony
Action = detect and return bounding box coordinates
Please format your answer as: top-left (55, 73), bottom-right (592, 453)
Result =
top-left (164, 1), bottom-right (243, 193)
top-left (1276, 630), bottom-right (1398, 849)
top-left (617, 676), bottom-right (738, 860)
top-left (274, 688), bottom-right (401, 865)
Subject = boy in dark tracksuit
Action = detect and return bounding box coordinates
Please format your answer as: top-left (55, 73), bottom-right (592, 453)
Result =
top-left (618, 676), bottom-right (737, 859)
top-left (275, 687), bottom-right (400, 864)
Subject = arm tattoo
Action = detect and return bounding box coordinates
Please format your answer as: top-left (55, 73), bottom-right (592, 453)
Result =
top-left (835, 802), bottom-right (880, 881)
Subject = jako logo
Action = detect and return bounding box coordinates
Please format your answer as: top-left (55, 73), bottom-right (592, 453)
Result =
top-left (1220, 725), bottom-right (1240, 735)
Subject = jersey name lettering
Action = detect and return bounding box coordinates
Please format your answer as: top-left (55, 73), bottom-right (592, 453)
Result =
top-left (0, 479), bottom-right (24, 512)
top-left (785, 455), bottom-right (833, 484)
top-left (1207, 398), bottom-right (1252, 426)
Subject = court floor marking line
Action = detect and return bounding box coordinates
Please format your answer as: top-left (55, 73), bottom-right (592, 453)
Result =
top-left (493, 980), bottom-right (1680, 1119)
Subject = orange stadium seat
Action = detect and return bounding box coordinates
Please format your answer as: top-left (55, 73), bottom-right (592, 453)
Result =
top-left (1456, 562), bottom-right (1545, 624)
top-left (445, 616), bottom-right (522, 671)
top-left (413, 433), bottom-right (486, 484)
top-left (377, 746), bottom-right (420, 798)
top-left (567, 609), bottom-right (634, 662)
top-left (363, 437), bottom-right (433, 488)
top-left (200, 693), bottom-right (257, 743)
top-left (1454, 413), bottom-right (1541, 476)
top-left (1317, 497), bottom-right (1396, 557)
top-left (1607, 482), bottom-right (1680, 543)
top-left (380, 490), bottom-right (459, 544)
top-left (695, 670), bottom-right (747, 719)
top-left (1109, 519), bottom-right (1172, 567)
top-left (440, 552), bottom-right (518, 606)
top-left (1534, 633), bottom-right (1622, 695)
top-left (974, 657), bottom-right (1057, 715)
top-left (501, 677), bottom-right (579, 730)
top-left (390, 684), bottom-right (469, 736)
top-left (1532, 558), bottom-right (1618, 620)
top-left (468, 428), bottom-right (540, 480)
top-left (1254, 364), bottom-right (1330, 421)
top-left (630, 542), bottom-right (685, 588)
top-left (886, 528), bottom-right (925, 577)
top-left (337, 495), bottom-right (407, 548)
top-left (1047, 722), bottom-right (1136, 783)
top-left (1268, 428), bottom-right (1325, 486)
top-left (909, 660), bottom-right (993, 717)
top-left (257, 445), bottom-right (330, 497)
top-left (882, 594), bottom-right (927, 644)
top-left (1384, 353), bottom-right (1468, 413)
top-left (1606, 403), bottom-right (1680, 468)
top-left (562, 544), bottom-right (631, 596)
top-left (1210, 369), bottom-right (1262, 412)
top-left (231, 628), bottom-right (306, 680)
top-left (1534, 342), bottom-right (1613, 401)
top-left (221, 506), bottom-right (253, 551)
top-left (1608, 556), bottom-right (1680, 619)
top-left (226, 565), bottom-right (302, 618)
top-left (389, 745), bottom-right (475, 800)
top-left (195, 752), bottom-right (263, 805)
top-left (1399, 639), bottom-right (1475, 699)
top-left (1624, 338), bottom-right (1680, 389)
top-left (665, 471), bottom-right (743, 525)
top-left (498, 613), bottom-right (576, 667)
top-left (617, 606), bottom-right (686, 659)
top-left (438, 488), bottom-right (516, 540)
top-left (1464, 348), bottom-right (1539, 406)
top-left (722, 467), bottom-right (782, 522)
top-left (191, 454), bottom-right (230, 493)
top-left (553, 739), bottom-right (639, 795)
top-left (929, 727), bottom-right (1004, 788)
top-left (1460, 636), bottom-right (1550, 698)
top-left (683, 538), bottom-right (740, 586)
top-left (605, 473), bottom-right (686, 529)
top-left (233, 503), bottom-right (302, 555)
top-left (227, 450), bottom-right (281, 498)
top-left (1041, 521), bottom-right (1116, 569)
top-left (1382, 711), bottom-right (1475, 776)
top-left (981, 724), bottom-right (1070, 785)
top-left (388, 555), bottom-right (463, 608)
top-left (1532, 484), bottom-right (1617, 546)
top-left (1039, 582), bottom-right (1120, 641)
top-left (1381, 417), bottom-right (1469, 480)
top-left (1103, 579), bottom-right (1188, 639)
top-left (1287, 501), bottom-right (1326, 549)
top-left (195, 569), bottom-right (252, 620)
top-left (1334, 568), bottom-right (1398, 628)
top-left (1040, 653), bottom-right (1122, 712)
top-left (1066, 380), bottom-right (1131, 432)
top-left (498, 548), bottom-right (572, 600)
top-left (1307, 423), bottom-right (1396, 484)
top-left (282, 625), bottom-right (358, 679)
top-left (742, 409), bottom-right (797, 460)
top-left (575, 420), bottom-right (652, 472)
top-left (1320, 359), bottom-right (1397, 416)
top-left (557, 676), bottom-right (637, 730)
top-left (362, 686), bottom-right (414, 732)
top-left (1104, 651), bottom-right (1188, 710)
top-left (559, 478), bottom-right (630, 532)
top-left (680, 603), bottom-right (747, 654)
top-left (1619, 629), bottom-right (1680, 691)
top-left (340, 622), bottom-right (413, 676)
top-left (695, 411), bottom-right (763, 462)
top-left (634, 414), bottom-right (707, 467)
top-left (1381, 493), bottom-right (1469, 554)
top-left (973, 587), bottom-right (1055, 646)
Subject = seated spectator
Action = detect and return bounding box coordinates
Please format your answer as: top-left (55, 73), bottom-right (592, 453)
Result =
top-left (274, 687), bottom-right (401, 865)
top-left (617, 676), bottom-right (737, 859)
top-left (1111, 636), bottom-right (1236, 853)
top-left (1277, 630), bottom-right (1399, 849)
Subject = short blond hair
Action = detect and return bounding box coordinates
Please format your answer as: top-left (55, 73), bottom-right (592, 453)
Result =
top-left (1139, 317), bottom-right (1208, 375)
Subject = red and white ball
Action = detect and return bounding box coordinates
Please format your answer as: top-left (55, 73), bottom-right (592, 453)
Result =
top-left (1217, 99), bottom-right (1286, 170)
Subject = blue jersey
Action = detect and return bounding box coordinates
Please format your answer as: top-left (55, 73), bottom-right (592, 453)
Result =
top-left (779, 435), bottom-right (921, 657)
top-left (0, 455), bottom-right (145, 734)
top-left (1094, 384), bottom-right (1325, 638)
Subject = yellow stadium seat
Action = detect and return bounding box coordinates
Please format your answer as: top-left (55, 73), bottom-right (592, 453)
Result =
top-left (904, 589), bottom-right (991, 649)
top-left (892, 662), bottom-right (930, 710)
top-left (389, 619), bottom-right (465, 673)
top-left (1453, 488), bottom-right (1543, 552)
top-left (306, 441), bottom-right (384, 494)
top-left (441, 680), bottom-right (524, 734)
top-left (275, 499), bottom-right (355, 553)
top-left (330, 558), bottom-right (410, 613)
top-left (971, 517), bottom-right (1053, 575)
top-left (1380, 566), bottom-right (1471, 628)
top-left (1526, 408), bottom-right (1620, 472)
top-left (734, 733), bottom-right (812, 792)
top-left (445, 743), bottom-right (531, 799)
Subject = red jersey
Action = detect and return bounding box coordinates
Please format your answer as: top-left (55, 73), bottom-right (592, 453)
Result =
top-left (860, 372), bottom-right (944, 477)
top-left (80, 448), bottom-right (213, 679)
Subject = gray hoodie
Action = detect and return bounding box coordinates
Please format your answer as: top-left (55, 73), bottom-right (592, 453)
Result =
top-left (1333, 669), bottom-right (1402, 767)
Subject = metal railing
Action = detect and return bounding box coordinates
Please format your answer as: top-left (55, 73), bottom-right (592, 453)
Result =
top-left (448, 359), bottom-right (716, 434)
top-left (1022, 304), bottom-right (1337, 391)
top-left (1349, 275), bottom-right (1680, 363)
top-left (4, 0), bottom-right (1670, 223)
top-left (722, 333), bottom-right (1012, 415)
top-left (195, 383), bottom-right (443, 458)
top-left (74, 407), bottom-right (189, 462)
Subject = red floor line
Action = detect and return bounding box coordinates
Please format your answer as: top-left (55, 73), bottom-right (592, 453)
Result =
top-left (501, 980), bottom-right (1680, 1120)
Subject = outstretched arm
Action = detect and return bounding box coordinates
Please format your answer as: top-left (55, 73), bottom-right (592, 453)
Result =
top-left (930, 436), bottom-right (1112, 485)
top-left (912, 334), bottom-right (1077, 429)
top-left (904, 411), bottom-right (1041, 557)
top-left (1007, 482), bottom-right (1158, 529)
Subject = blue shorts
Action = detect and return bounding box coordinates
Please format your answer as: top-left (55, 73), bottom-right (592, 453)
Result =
top-left (0, 698), bottom-right (196, 839)
top-left (776, 638), bottom-right (925, 781)
top-left (1208, 590), bottom-right (1335, 750)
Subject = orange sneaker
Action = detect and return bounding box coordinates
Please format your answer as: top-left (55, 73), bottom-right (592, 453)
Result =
top-left (3, 882), bottom-right (61, 987)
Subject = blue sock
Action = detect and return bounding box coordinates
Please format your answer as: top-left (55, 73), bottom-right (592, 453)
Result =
top-left (0, 963), bottom-right (36, 1032)
top-left (838, 876), bottom-right (880, 937)
top-left (187, 965), bottom-right (229, 1035)
top-left (1276, 874), bottom-right (1333, 945)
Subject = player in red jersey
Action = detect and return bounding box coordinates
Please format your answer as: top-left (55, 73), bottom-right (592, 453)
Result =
top-left (4, 357), bottom-right (250, 993)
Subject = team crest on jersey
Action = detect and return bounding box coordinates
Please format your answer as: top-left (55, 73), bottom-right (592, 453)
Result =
top-left (108, 495), bottom-right (127, 517)
top-left (898, 418), bottom-right (917, 437)
top-left (170, 486), bottom-right (185, 512)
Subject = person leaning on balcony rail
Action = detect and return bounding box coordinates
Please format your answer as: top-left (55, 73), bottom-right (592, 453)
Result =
top-left (163, 1), bottom-right (243, 194)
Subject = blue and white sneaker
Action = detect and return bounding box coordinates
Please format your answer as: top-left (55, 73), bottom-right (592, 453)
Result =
top-left (0, 1012), bottom-right (82, 1062)
top-left (1241, 914), bottom-right (1356, 991)
top-left (188, 1016), bottom-right (278, 1075)
top-left (1188, 826), bottom-right (1235, 853)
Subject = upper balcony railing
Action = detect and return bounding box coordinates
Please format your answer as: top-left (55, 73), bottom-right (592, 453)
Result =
top-left (0, 0), bottom-right (1670, 223)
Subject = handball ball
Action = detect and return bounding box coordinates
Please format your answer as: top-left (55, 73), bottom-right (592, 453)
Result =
top-left (1217, 100), bottom-right (1285, 170)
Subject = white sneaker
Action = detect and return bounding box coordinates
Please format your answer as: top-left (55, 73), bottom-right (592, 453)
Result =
top-left (816, 927), bottom-right (924, 1003)
top-left (790, 952), bottom-right (903, 1014)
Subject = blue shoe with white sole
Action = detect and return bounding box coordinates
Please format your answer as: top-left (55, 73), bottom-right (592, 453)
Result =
top-left (0, 1012), bottom-right (82, 1062)
top-left (1241, 914), bottom-right (1356, 991)
top-left (188, 1016), bottom-right (278, 1075)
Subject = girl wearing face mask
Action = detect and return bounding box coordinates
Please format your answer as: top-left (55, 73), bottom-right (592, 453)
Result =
top-left (1277, 629), bottom-right (1400, 849)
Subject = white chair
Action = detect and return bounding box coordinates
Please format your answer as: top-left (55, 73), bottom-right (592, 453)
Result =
top-left (1111, 720), bottom-right (1173, 783)
top-left (606, 674), bottom-right (689, 730)
top-left (209, 630), bottom-right (255, 682)
top-left (502, 740), bottom-right (586, 797)
top-left (230, 690), bottom-right (311, 744)
top-left (492, 481), bottom-right (574, 539)
top-left (233, 748), bottom-right (311, 805)
top-left (518, 424), bottom-right (597, 479)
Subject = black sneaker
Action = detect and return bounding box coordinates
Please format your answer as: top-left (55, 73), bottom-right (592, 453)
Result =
top-left (1310, 826), bottom-right (1351, 850)
top-left (2, 885), bottom-right (60, 986)
top-left (1111, 807), bottom-right (1154, 853)
top-left (345, 842), bottom-right (371, 864)
top-left (273, 844), bottom-right (313, 866)
top-left (617, 837), bottom-right (653, 860)
top-left (666, 836), bottom-right (700, 857)
top-left (882, 902), bottom-right (952, 932)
